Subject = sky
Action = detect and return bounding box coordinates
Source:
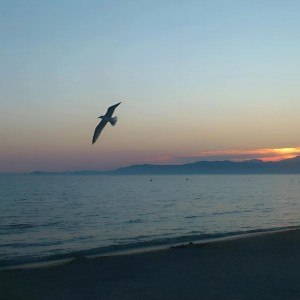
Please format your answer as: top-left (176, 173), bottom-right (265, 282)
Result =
top-left (1, 0), bottom-right (300, 172)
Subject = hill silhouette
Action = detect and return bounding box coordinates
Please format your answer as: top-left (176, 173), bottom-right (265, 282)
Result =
top-left (112, 156), bottom-right (300, 175)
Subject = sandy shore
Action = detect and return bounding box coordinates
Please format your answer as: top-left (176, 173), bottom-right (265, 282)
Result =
top-left (2, 229), bottom-right (300, 300)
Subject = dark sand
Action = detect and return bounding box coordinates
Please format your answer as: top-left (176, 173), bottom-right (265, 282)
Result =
top-left (2, 229), bottom-right (300, 300)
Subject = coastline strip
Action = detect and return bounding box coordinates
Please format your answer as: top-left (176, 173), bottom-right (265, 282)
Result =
top-left (2, 227), bottom-right (300, 299)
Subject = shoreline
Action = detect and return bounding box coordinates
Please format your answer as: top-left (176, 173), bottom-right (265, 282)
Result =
top-left (2, 225), bottom-right (300, 271)
top-left (2, 228), bottom-right (300, 299)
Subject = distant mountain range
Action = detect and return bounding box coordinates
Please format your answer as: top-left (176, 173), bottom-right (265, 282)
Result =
top-left (31, 156), bottom-right (300, 175)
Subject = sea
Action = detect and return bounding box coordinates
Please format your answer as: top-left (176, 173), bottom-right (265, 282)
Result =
top-left (1, 174), bottom-right (300, 268)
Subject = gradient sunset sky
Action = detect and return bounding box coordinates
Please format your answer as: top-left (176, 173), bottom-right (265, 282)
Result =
top-left (1, 1), bottom-right (300, 172)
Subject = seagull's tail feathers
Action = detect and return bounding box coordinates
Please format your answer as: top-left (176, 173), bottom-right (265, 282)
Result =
top-left (109, 116), bottom-right (118, 126)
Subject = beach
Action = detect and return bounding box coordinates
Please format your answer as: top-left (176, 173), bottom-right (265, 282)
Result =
top-left (1, 229), bottom-right (300, 300)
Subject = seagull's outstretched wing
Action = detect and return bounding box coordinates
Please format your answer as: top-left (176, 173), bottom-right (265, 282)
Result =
top-left (105, 102), bottom-right (121, 117)
top-left (92, 119), bottom-right (107, 144)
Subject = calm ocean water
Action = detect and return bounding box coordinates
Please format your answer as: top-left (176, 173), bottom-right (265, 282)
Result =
top-left (1, 174), bottom-right (300, 267)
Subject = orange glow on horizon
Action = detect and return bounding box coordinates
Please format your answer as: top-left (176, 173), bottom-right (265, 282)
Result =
top-left (257, 154), bottom-right (297, 162)
top-left (256, 147), bottom-right (300, 162)
top-left (151, 147), bottom-right (300, 165)
top-left (189, 147), bottom-right (300, 161)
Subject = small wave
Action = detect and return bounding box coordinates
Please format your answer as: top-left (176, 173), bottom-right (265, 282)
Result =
top-left (0, 221), bottom-right (62, 232)
top-left (0, 240), bottom-right (64, 248)
top-left (211, 210), bottom-right (241, 216)
top-left (124, 219), bottom-right (143, 224)
top-left (185, 215), bottom-right (203, 219)
top-left (2, 223), bottom-right (36, 230)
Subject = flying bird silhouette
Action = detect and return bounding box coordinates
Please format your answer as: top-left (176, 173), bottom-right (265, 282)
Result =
top-left (92, 102), bottom-right (121, 145)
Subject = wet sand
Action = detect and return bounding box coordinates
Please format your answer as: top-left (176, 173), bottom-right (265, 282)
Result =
top-left (2, 229), bottom-right (300, 300)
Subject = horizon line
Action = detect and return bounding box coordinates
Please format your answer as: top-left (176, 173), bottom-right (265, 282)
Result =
top-left (2, 154), bottom-right (299, 175)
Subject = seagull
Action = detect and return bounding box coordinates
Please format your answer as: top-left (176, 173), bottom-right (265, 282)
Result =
top-left (92, 102), bottom-right (121, 144)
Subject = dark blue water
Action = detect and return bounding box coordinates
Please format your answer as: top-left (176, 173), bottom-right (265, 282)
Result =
top-left (1, 174), bottom-right (300, 267)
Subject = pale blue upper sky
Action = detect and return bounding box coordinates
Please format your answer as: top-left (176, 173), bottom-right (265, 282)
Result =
top-left (1, 1), bottom-right (300, 172)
